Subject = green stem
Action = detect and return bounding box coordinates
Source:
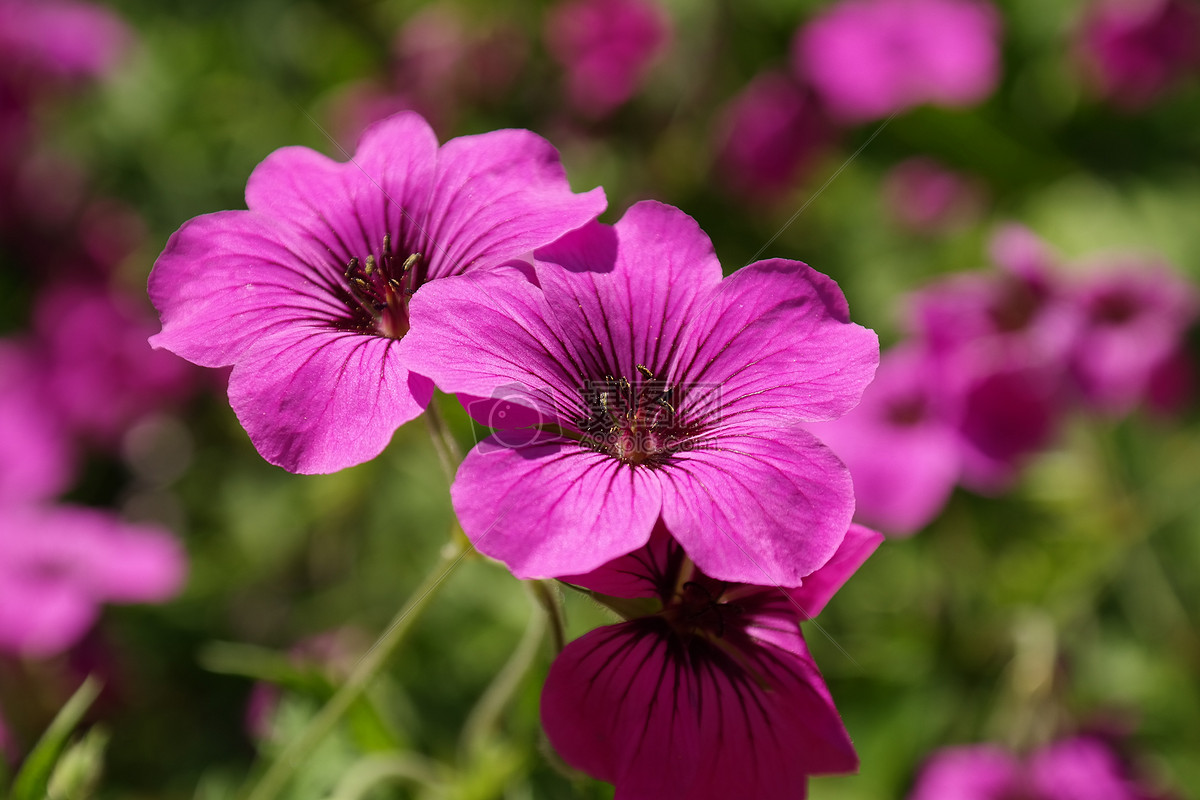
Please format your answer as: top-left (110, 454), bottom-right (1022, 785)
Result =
top-left (424, 397), bottom-right (463, 485)
top-left (530, 580), bottom-right (567, 655)
top-left (241, 539), bottom-right (469, 800)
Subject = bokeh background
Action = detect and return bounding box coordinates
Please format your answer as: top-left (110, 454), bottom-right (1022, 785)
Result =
top-left (2, 0), bottom-right (1200, 797)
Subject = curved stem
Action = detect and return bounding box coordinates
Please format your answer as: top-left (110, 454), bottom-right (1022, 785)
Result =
top-left (241, 539), bottom-right (469, 800)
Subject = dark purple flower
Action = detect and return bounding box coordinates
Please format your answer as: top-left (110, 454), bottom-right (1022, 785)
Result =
top-left (1065, 256), bottom-right (1198, 415)
top-left (909, 737), bottom-right (1161, 800)
top-left (712, 71), bottom-right (832, 200)
top-left (542, 522), bottom-right (881, 800)
top-left (1078, 0), bottom-right (1200, 109)
top-left (793, 0), bottom-right (1001, 122)
top-left (807, 345), bottom-right (961, 535)
top-left (0, 504), bottom-right (185, 657)
top-left (0, 339), bottom-right (73, 504)
top-left (401, 200), bottom-right (878, 584)
top-left (545, 0), bottom-right (670, 118)
top-left (148, 111), bottom-right (605, 473)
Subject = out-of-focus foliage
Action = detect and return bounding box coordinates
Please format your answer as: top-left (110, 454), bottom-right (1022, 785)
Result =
top-left (2, 0), bottom-right (1199, 798)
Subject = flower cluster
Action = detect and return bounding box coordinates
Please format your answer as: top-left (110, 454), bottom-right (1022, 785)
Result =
top-left (148, 110), bottom-right (883, 794)
top-left (808, 226), bottom-right (1199, 535)
top-left (0, 0), bottom-right (188, 664)
top-left (909, 735), bottom-right (1170, 800)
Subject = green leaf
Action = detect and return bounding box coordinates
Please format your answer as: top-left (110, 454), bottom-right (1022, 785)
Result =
top-left (10, 676), bottom-right (103, 800)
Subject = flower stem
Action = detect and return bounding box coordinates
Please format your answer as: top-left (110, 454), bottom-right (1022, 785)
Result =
top-left (425, 396), bottom-right (464, 485)
top-left (241, 538), bottom-right (469, 800)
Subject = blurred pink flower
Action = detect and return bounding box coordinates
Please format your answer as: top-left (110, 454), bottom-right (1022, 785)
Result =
top-left (906, 228), bottom-right (1076, 491)
top-left (542, 522), bottom-right (881, 800)
top-left (34, 283), bottom-right (198, 446)
top-left (0, 339), bottom-right (73, 504)
top-left (713, 71), bottom-right (832, 199)
top-left (0, 504), bottom-right (185, 658)
top-left (0, 0), bottom-right (131, 82)
top-left (1066, 256), bottom-right (1199, 415)
top-left (909, 737), bottom-right (1162, 800)
top-left (545, 0), bottom-right (670, 118)
top-left (807, 345), bottom-right (962, 536)
top-left (794, 0), bottom-right (1001, 122)
top-left (884, 157), bottom-right (985, 234)
top-left (1079, 0), bottom-right (1200, 108)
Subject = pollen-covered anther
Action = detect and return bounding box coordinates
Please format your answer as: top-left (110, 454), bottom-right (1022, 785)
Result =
top-left (343, 234), bottom-right (423, 338)
top-left (577, 364), bottom-right (692, 465)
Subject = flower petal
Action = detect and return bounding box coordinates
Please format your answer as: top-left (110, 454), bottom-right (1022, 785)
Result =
top-left (451, 431), bottom-right (662, 578)
top-left (149, 210), bottom-right (349, 368)
top-left (785, 523), bottom-right (882, 618)
top-left (532, 201), bottom-right (725, 380)
top-left (542, 619), bottom-right (857, 800)
top-left (227, 328), bottom-right (430, 474)
top-left (422, 127), bottom-right (607, 280)
top-left (659, 423), bottom-right (856, 587)
top-left (675, 258), bottom-right (879, 423)
top-left (400, 269), bottom-right (589, 422)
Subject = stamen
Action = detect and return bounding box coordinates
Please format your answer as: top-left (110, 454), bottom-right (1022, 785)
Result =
top-left (340, 237), bottom-right (423, 339)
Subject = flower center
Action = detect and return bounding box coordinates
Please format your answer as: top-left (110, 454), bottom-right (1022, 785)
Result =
top-left (576, 365), bottom-right (698, 466)
top-left (988, 276), bottom-right (1044, 333)
top-left (342, 234), bottom-right (423, 339)
top-left (663, 579), bottom-right (742, 639)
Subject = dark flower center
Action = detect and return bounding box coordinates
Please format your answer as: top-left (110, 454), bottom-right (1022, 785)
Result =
top-left (341, 234), bottom-right (423, 339)
top-left (885, 394), bottom-right (927, 426)
top-left (1090, 291), bottom-right (1139, 326)
top-left (988, 277), bottom-right (1044, 333)
top-left (664, 579), bottom-right (743, 639)
top-left (575, 365), bottom-right (701, 466)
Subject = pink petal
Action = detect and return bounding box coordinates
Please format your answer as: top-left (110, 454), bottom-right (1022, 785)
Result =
top-left (532, 202), bottom-right (724, 381)
top-left (786, 523), bottom-right (883, 618)
top-left (676, 258), bottom-right (879, 423)
top-left (450, 431), bottom-right (663, 578)
top-left (658, 423), bottom-right (856, 587)
top-left (228, 328), bottom-right (430, 474)
top-left (908, 745), bottom-right (1023, 800)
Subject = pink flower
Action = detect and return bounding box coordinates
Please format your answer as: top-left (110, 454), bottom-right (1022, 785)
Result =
top-left (545, 0), bottom-right (670, 118)
top-left (1078, 0), bottom-right (1200, 108)
top-left (909, 737), bottom-right (1162, 800)
top-left (1066, 255), bottom-right (1199, 415)
top-left (807, 345), bottom-right (962, 535)
top-left (542, 522), bottom-right (882, 800)
top-left (148, 111), bottom-right (605, 474)
top-left (712, 71), bottom-right (832, 199)
top-left (794, 0), bottom-right (1001, 122)
top-left (35, 283), bottom-right (198, 446)
top-left (0, 339), bottom-right (73, 504)
top-left (0, 504), bottom-right (185, 657)
top-left (0, 0), bottom-right (131, 82)
top-left (905, 228), bottom-right (1076, 490)
top-left (884, 157), bottom-right (985, 234)
top-left (401, 201), bottom-right (878, 585)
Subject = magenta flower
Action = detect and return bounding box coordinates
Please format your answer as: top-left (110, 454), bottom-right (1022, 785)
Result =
top-left (545, 0), bottom-right (670, 118)
top-left (1066, 257), bottom-right (1199, 416)
top-left (0, 0), bottom-right (131, 82)
top-left (712, 71), bottom-right (832, 200)
top-left (909, 737), bottom-right (1162, 800)
top-left (905, 229), bottom-right (1075, 490)
top-left (0, 504), bottom-right (185, 657)
top-left (400, 201), bottom-right (878, 584)
top-left (883, 157), bottom-right (985, 235)
top-left (806, 345), bottom-right (961, 536)
top-left (794, 0), bottom-right (1001, 122)
top-left (149, 111), bottom-right (605, 473)
top-left (1078, 0), bottom-right (1200, 109)
top-left (541, 522), bottom-right (881, 800)
top-left (35, 282), bottom-right (197, 446)
top-left (0, 340), bottom-right (73, 504)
